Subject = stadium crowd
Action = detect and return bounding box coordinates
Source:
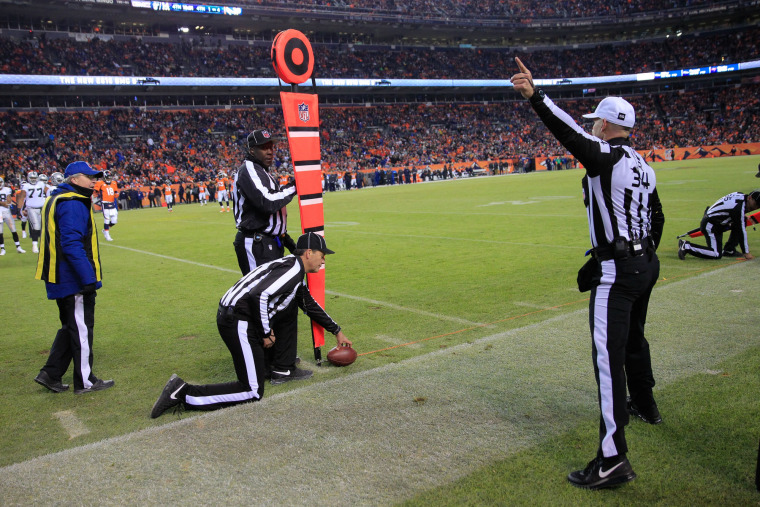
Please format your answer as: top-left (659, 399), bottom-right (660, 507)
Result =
top-left (202, 0), bottom-right (724, 20)
top-left (2, 83), bottom-right (758, 189)
top-left (1, 26), bottom-right (758, 79)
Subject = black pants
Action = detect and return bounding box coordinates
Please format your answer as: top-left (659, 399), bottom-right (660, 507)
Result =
top-left (41, 292), bottom-right (99, 390)
top-left (589, 251), bottom-right (660, 458)
top-left (683, 216), bottom-right (724, 259)
top-left (233, 231), bottom-right (299, 370)
top-left (183, 312), bottom-right (265, 410)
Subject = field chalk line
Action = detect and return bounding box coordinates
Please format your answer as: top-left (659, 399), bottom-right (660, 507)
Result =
top-left (103, 244), bottom-right (483, 326)
top-left (52, 410), bottom-right (90, 440)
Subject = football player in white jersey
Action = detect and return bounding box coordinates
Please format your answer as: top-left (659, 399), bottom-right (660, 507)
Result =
top-left (40, 174), bottom-right (53, 197)
top-left (0, 176), bottom-right (26, 255)
top-left (18, 171), bottom-right (47, 253)
top-left (49, 172), bottom-right (64, 188)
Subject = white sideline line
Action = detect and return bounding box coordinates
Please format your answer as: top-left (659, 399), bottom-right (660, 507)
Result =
top-left (53, 411), bottom-right (90, 440)
top-left (102, 244), bottom-right (482, 325)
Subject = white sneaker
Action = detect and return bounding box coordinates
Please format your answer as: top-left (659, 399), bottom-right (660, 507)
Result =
top-left (0, 249), bottom-right (5, 256)
top-left (17, 246), bottom-right (25, 253)
top-left (22, 231), bottom-right (27, 238)
top-left (32, 242), bottom-right (39, 253)
top-left (103, 230), bottom-right (113, 241)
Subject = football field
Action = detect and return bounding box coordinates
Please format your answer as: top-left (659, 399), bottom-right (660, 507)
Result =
top-left (1, 156), bottom-right (759, 504)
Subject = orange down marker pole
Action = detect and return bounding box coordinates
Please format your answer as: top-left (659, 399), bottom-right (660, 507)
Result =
top-left (272, 30), bottom-right (327, 364)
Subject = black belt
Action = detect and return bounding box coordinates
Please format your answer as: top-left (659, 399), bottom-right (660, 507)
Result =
top-left (592, 237), bottom-right (653, 261)
top-left (239, 229), bottom-right (276, 238)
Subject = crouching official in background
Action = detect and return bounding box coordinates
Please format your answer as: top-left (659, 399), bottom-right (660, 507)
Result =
top-left (512, 58), bottom-right (664, 490)
top-left (678, 190), bottom-right (760, 260)
top-left (150, 232), bottom-right (351, 418)
top-left (34, 161), bottom-right (115, 395)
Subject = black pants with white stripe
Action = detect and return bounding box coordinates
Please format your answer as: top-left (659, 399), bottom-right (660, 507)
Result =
top-left (682, 217), bottom-right (724, 259)
top-left (590, 251), bottom-right (660, 459)
top-left (183, 311), bottom-right (266, 410)
top-left (41, 292), bottom-right (99, 391)
top-left (233, 231), bottom-right (299, 371)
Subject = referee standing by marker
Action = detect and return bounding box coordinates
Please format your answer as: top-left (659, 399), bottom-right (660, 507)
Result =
top-left (512, 58), bottom-right (665, 490)
top-left (232, 129), bottom-right (304, 382)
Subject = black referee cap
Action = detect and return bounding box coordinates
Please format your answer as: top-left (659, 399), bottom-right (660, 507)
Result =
top-left (296, 232), bottom-right (335, 254)
top-left (749, 190), bottom-right (760, 203)
top-left (247, 129), bottom-right (275, 147)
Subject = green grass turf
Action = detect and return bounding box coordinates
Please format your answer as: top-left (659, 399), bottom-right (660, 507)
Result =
top-left (1, 155), bottom-right (759, 503)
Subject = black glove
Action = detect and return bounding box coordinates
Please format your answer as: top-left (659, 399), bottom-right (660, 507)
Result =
top-left (81, 283), bottom-right (97, 295)
top-left (281, 233), bottom-right (296, 254)
top-left (282, 176), bottom-right (296, 191)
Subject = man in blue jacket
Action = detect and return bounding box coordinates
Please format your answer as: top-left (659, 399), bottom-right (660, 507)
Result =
top-left (34, 161), bottom-right (114, 395)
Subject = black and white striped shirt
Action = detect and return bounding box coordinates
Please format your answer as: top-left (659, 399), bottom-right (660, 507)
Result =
top-left (704, 192), bottom-right (749, 252)
top-left (219, 255), bottom-right (340, 337)
top-left (233, 156), bottom-right (296, 235)
top-left (530, 93), bottom-right (664, 249)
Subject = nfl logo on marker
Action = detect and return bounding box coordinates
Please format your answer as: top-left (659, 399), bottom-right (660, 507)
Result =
top-left (298, 103), bottom-right (310, 122)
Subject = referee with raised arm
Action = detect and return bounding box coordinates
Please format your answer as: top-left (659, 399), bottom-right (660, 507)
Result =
top-left (512, 58), bottom-right (665, 490)
top-left (233, 129), bottom-right (306, 382)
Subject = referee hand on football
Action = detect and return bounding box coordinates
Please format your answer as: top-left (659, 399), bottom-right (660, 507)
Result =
top-left (511, 57), bottom-right (535, 99)
top-left (335, 330), bottom-right (352, 348)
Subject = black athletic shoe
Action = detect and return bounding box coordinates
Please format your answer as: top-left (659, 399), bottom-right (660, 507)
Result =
top-left (150, 374), bottom-right (186, 418)
top-left (628, 399), bottom-right (663, 425)
top-left (34, 370), bottom-right (69, 393)
top-left (567, 456), bottom-right (637, 490)
top-left (270, 367), bottom-right (313, 385)
top-left (678, 239), bottom-right (687, 260)
top-left (721, 249), bottom-right (741, 258)
top-left (74, 378), bottom-right (115, 394)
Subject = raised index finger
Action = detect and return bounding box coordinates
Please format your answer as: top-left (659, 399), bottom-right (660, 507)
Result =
top-left (515, 57), bottom-right (530, 75)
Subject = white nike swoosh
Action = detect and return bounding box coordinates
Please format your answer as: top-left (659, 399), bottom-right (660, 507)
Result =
top-left (598, 461), bottom-right (624, 478)
top-left (169, 383), bottom-right (186, 400)
top-left (271, 370), bottom-right (290, 376)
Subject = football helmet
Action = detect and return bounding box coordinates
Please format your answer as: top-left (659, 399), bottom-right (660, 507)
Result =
top-left (27, 171), bottom-right (39, 185)
top-left (39, 174), bottom-right (49, 184)
top-left (50, 172), bottom-right (64, 186)
top-left (0, 176), bottom-right (4, 187)
top-left (103, 170), bottom-right (113, 184)
top-left (218, 171), bottom-right (227, 179)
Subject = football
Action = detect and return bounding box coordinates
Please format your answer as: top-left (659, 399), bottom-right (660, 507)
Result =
top-left (326, 346), bottom-right (358, 366)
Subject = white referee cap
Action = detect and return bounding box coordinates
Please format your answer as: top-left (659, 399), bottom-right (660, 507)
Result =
top-left (582, 97), bottom-right (636, 128)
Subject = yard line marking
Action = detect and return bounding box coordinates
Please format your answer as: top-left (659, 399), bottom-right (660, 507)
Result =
top-left (327, 291), bottom-right (484, 326)
top-left (102, 244), bottom-right (482, 325)
top-left (338, 230), bottom-right (584, 249)
top-left (358, 297), bottom-right (590, 357)
top-left (512, 301), bottom-right (557, 309)
top-left (104, 244), bottom-right (239, 273)
top-left (348, 209), bottom-right (586, 218)
top-left (53, 410), bottom-right (90, 440)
